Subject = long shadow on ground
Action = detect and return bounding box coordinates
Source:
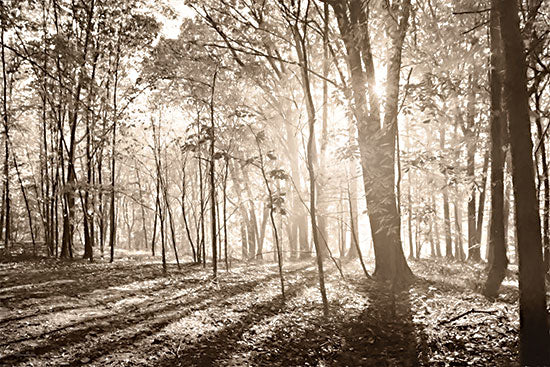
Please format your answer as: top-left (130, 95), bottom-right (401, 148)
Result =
top-left (0, 261), bottom-right (172, 303)
top-left (151, 268), bottom-right (320, 367)
top-left (151, 271), bottom-right (430, 367)
top-left (0, 264), bottom-right (311, 366)
top-left (240, 278), bottom-right (430, 367)
top-left (331, 280), bottom-right (429, 367)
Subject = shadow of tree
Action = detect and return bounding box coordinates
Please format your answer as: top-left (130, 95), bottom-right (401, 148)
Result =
top-left (0, 265), bottom-right (309, 366)
top-left (152, 268), bottom-right (320, 367)
top-left (330, 281), bottom-right (429, 366)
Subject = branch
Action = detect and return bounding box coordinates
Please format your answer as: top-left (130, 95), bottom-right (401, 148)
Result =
top-left (462, 20), bottom-right (490, 35)
top-left (439, 308), bottom-right (497, 325)
top-left (453, 8), bottom-right (491, 15)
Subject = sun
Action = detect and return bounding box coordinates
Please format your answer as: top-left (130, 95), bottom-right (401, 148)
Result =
top-left (373, 81), bottom-right (385, 98)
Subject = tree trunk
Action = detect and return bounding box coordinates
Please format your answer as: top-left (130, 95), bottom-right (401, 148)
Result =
top-left (157, 176), bottom-right (166, 273)
top-left (134, 165), bottom-right (149, 252)
top-left (484, 5), bottom-right (507, 298)
top-left (229, 160), bottom-right (250, 260)
top-left (432, 195), bottom-right (442, 257)
top-left (257, 203), bottom-right (269, 259)
top-left (241, 166), bottom-right (259, 259)
top-left (181, 157), bottom-right (196, 262)
top-left (346, 161), bottom-right (360, 259)
top-left (465, 85), bottom-right (480, 262)
top-left (475, 150), bottom-right (490, 252)
top-left (291, 17), bottom-right (329, 314)
top-left (0, 20), bottom-right (10, 253)
top-left (496, 1), bottom-right (550, 364)
top-left (407, 172), bottom-right (414, 259)
top-left (209, 69), bottom-right (217, 277)
top-left (151, 178), bottom-right (159, 257)
top-left (453, 201), bottom-right (465, 261)
top-left (331, 0), bottom-right (413, 282)
top-left (223, 157), bottom-right (229, 270)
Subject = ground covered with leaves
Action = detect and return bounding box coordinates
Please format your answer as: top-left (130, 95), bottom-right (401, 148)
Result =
top-left (0, 256), bottom-right (523, 366)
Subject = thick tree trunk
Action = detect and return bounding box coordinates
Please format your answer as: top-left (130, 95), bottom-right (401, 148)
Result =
top-left (331, 0), bottom-right (413, 282)
top-left (496, 1), bottom-right (550, 364)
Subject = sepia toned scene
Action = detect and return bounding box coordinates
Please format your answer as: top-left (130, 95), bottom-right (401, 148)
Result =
top-left (0, 0), bottom-right (549, 366)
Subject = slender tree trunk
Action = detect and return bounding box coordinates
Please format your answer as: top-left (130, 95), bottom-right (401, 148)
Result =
top-left (291, 18), bottom-right (329, 315)
top-left (1, 19), bottom-right (10, 253)
top-left (151, 176), bottom-right (160, 257)
top-left (443, 200), bottom-right (454, 258)
top-left (484, 5), bottom-right (507, 298)
top-left (209, 68), bottom-right (217, 278)
top-left (253, 131), bottom-right (285, 299)
top-left (157, 176), bottom-right (166, 273)
top-left (346, 161), bottom-right (360, 259)
top-left (535, 103), bottom-right (550, 273)
top-left (10, 143), bottom-right (36, 253)
top-left (109, 48), bottom-right (120, 264)
top-left (432, 195), bottom-right (442, 257)
top-left (98, 140), bottom-right (105, 258)
top-left (257, 203), bottom-right (269, 259)
top-left (181, 158), bottom-right (196, 262)
top-left (197, 119), bottom-right (206, 266)
top-left (441, 124), bottom-right (453, 258)
top-left (223, 157), bottom-right (229, 270)
top-left (82, 52), bottom-right (98, 262)
top-left (241, 167), bottom-right (259, 259)
top-left (134, 165), bottom-right (149, 251)
top-left (465, 86), bottom-right (480, 262)
top-left (229, 160), bottom-right (249, 260)
top-left (347, 181), bottom-right (370, 279)
top-left (407, 172), bottom-right (414, 259)
top-left (475, 151), bottom-right (489, 249)
top-left (453, 202), bottom-right (465, 261)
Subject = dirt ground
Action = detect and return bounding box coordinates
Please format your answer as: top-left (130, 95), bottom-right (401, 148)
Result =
top-left (0, 257), bottom-right (521, 366)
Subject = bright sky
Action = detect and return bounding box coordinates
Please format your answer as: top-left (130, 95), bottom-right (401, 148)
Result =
top-left (161, 0), bottom-right (195, 39)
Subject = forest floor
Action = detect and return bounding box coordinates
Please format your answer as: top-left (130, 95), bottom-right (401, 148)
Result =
top-left (0, 256), bottom-right (524, 366)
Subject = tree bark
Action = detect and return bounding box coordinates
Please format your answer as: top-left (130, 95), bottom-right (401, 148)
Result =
top-left (484, 6), bottom-right (508, 298)
top-left (331, 0), bottom-right (413, 282)
top-left (465, 84), bottom-right (480, 262)
top-left (0, 17), bottom-right (10, 253)
top-left (496, 1), bottom-right (550, 364)
top-left (291, 16), bottom-right (329, 315)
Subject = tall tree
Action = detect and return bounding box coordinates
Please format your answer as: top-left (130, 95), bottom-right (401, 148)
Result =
top-left (483, 4), bottom-right (507, 298)
top-left (331, 0), bottom-right (413, 281)
top-left (496, 1), bottom-right (550, 364)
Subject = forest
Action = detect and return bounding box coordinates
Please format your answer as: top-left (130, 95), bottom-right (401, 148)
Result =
top-left (0, 0), bottom-right (549, 366)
